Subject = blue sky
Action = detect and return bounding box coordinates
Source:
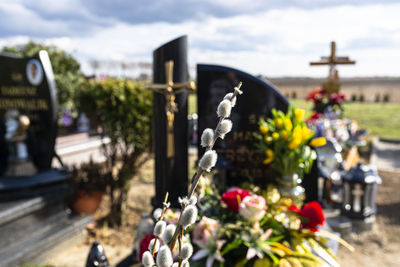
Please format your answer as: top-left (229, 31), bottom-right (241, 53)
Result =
top-left (0, 0), bottom-right (399, 77)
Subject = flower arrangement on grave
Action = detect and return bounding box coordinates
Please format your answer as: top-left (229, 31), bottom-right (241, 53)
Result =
top-left (306, 88), bottom-right (346, 117)
top-left (140, 178), bottom-right (352, 267)
top-left (186, 180), bottom-right (351, 267)
top-left (256, 107), bottom-right (326, 205)
top-left (140, 83), bottom-right (244, 267)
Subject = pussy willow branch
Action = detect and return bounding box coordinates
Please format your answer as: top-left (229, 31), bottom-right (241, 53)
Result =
top-left (151, 192), bottom-right (169, 257)
top-left (168, 82), bottom-right (243, 251)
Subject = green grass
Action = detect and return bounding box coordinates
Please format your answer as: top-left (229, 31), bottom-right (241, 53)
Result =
top-left (188, 93), bottom-right (400, 139)
top-left (290, 99), bottom-right (400, 139)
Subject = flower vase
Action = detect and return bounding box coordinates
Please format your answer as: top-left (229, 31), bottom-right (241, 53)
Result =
top-left (278, 173), bottom-right (305, 207)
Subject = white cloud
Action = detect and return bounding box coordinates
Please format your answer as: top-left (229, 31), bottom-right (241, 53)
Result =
top-left (1, 3), bottom-right (400, 77)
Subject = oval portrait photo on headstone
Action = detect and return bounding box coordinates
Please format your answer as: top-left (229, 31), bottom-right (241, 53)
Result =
top-left (26, 59), bottom-right (43, 86)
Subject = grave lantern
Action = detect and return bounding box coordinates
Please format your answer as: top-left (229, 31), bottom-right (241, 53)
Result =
top-left (342, 163), bottom-right (381, 219)
top-left (316, 139), bottom-right (344, 205)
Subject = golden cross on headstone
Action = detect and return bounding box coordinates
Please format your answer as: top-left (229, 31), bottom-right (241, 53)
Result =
top-left (149, 60), bottom-right (196, 158)
top-left (310, 41), bottom-right (356, 94)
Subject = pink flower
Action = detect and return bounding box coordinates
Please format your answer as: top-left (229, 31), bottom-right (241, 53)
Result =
top-left (193, 216), bottom-right (220, 247)
top-left (239, 195), bottom-right (267, 222)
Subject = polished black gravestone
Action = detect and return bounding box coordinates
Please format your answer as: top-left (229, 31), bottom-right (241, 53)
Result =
top-left (0, 51), bottom-right (68, 192)
top-left (197, 64), bottom-right (319, 202)
top-left (152, 36), bottom-right (190, 207)
top-left (197, 64), bottom-right (289, 187)
top-left (0, 51), bottom-right (91, 266)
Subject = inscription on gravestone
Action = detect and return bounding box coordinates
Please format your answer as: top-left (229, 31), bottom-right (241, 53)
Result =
top-left (0, 51), bottom-right (58, 177)
top-left (197, 64), bottom-right (289, 188)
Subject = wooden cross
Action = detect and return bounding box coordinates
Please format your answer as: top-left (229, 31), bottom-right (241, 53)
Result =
top-left (310, 41), bottom-right (355, 94)
top-left (149, 60), bottom-right (196, 158)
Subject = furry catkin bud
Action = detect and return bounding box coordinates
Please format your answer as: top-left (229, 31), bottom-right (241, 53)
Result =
top-left (224, 92), bottom-right (237, 107)
top-left (180, 243), bottom-right (193, 260)
top-left (156, 245), bottom-right (173, 267)
top-left (142, 251), bottom-right (155, 267)
top-left (153, 208), bottom-right (162, 220)
top-left (162, 224), bottom-right (176, 243)
top-left (189, 195), bottom-right (197, 205)
top-left (198, 150), bottom-right (218, 172)
top-left (148, 238), bottom-right (160, 253)
top-left (172, 263), bottom-right (179, 267)
top-left (216, 119), bottom-right (232, 139)
top-left (181, 260), bottom-right (190, 267)
top-left (179, 205), bottom-right (198, 228)
top-left (200, 128), bottom-right (214, 147)
top-left (217, 99), bottom-right (232, 118)
top-left (153, 221), bottom-right (166, 237)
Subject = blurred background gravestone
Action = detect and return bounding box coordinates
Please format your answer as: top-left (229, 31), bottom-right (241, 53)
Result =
top-left (0, 51), bottom-right (91, 266)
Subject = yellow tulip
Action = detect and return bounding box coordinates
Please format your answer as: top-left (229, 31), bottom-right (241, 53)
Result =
top-left (281, 130), bottom-right (289, 140)
top-left (285, 118), bottom-right (293, 131)
top-left (292, 125), bottom-right (302, 141)
top-left (310, 137), bottom-right (327, 147)
top-left (294, 108), bottom-right (305, 122)
top-left (288, 137), bottom-right (301, 150)
top-left (263, 149), bottom-right (274, 164)
top-left (259, 125), bottom-right (269, 134)
top-left (301, 125), bottom-right (311, 141)
top-left (272, 132), bottom-right (279, 140)
top-left (275, 118), bottom-right (283, 129)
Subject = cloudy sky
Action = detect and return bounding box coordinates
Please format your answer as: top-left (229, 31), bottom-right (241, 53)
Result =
top-left (0, 0), bottom-right (399, 78)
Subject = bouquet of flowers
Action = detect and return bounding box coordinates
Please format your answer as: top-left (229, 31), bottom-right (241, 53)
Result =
top-left (306, 88), bottom-right (346, 117)
top-left (140, 179), bottom-right (347, 267)
top-left (257, 107), bottom-right (326, 177)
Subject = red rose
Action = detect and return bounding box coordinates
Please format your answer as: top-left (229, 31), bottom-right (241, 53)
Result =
top-left (290, 201), bottom-right (325, 232)
top-left (138, 233), bottom-right (154, 260)
top-left (221, 188), bottom-right (250, 212)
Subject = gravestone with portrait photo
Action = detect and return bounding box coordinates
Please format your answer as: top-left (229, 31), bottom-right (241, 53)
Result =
top-left (0, 51), bottom-right (91, 266)
top-left (0, 50), bottom-right (68, 190)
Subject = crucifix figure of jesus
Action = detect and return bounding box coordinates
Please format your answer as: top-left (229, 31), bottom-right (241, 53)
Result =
top-left (310, 41), bottom-right (356, 95)
top-left (149, 60), bottom-right (196, 158)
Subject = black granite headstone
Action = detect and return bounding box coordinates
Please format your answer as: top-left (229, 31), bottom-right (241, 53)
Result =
top-left (197, 64), bottom-right (289, 188)
top-left (0, 51), bottom-right (58, 176)
top-left (152, 36), bottom-right (190, 207)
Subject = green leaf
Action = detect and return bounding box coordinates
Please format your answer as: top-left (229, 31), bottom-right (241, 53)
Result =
top-left (221, 240), bottom-right (243, 256)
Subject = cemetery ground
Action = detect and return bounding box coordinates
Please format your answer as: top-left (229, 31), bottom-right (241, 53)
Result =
top-left (40, 154), bottom-right (400, 267)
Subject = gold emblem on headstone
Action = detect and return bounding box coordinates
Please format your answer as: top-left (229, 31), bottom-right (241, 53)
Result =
top-left (149, 60), bottom-right (196, 158)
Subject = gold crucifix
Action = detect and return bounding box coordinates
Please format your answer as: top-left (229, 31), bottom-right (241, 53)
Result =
top-left (310, 41), bottom-right (355, 95)
top-left (149, 60), bottom-right (196, 158)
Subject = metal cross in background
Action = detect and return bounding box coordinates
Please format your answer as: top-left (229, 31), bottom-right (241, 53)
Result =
top-left (310, 41), bottom-right (356, 94)
top-left (149, 60), bottom-right (196, 158)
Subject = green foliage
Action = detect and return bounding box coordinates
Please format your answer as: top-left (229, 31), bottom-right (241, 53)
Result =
top-left (1, 41), bottom-right (84, 110)
top-left (75, 78), bottom-right (152, 226)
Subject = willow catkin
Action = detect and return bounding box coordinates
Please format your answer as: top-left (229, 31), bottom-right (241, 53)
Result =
top-left (156, 245), bottom-right (173, 267)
